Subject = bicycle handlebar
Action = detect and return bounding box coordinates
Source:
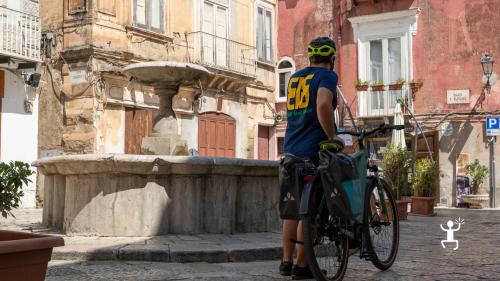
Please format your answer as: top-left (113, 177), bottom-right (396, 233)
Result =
top-left (338, 124), bottom-right (405, 140)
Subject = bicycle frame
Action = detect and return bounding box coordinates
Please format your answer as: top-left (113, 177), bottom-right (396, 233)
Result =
top-left (300, 126), bottom-right (398, 238)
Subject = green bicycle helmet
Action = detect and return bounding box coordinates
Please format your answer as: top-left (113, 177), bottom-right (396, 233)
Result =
top-left (308, 37), bottom-right (337, 58)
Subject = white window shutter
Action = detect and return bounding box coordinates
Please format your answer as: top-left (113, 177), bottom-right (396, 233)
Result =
top-left (136, 0), bottom-right (146, 25)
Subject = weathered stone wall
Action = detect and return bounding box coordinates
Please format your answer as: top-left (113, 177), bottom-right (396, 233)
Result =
top-left (36, 155), bottom-right (280, 236)
top-left (38, 0), bottom-right (277, 157)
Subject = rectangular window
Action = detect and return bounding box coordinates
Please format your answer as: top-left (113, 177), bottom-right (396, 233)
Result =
top-left (68, 0), bottom-right (87, 14)
top-left (370, 40), bottom-right (383, 84)
top-left (366, 37), bottom-right (404, 115)
top-left (257, 6), bottom-right (273, 62)
top-left (277, 137), bottom-right (285, 156)
top-left (201, 1), bottom-right (228, 67)
top-left (134, 0), bottom-right (163, 33)
top-left (279, 71), bottom-right (291, 99)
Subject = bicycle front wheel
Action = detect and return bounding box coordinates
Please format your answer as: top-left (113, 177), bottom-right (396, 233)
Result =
top-left (303, 185), bottom-right (349, 281)
top-left (365, 178), bottom-right (399, 270)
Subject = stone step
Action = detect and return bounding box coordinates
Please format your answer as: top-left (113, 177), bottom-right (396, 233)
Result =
top-left (51, 233), bottom-right (283, 264)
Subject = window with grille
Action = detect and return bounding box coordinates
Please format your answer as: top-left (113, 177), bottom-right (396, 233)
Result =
top-left (277, 137), bottom-right (285, 156)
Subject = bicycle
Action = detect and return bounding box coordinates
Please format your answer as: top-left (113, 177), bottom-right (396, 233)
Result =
top-left (299, 123), bottom-right (403, 281)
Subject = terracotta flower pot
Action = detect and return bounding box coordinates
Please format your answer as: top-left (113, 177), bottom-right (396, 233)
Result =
top-left (356, 85), bottom-right (369, 91)
top-left (371, 85), bottom-right (385, 92)
top-left (388, 84), bottom-right (403, 91)
top-left (411, 196), bottom-right (435, 216)
top-left (0, 230), bottom-right (64, 281)
top-left (396, 200), bottom-right (409, 220)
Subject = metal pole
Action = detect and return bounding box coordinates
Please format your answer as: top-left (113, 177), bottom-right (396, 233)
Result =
top-left (413, 125), bottom-right (418, 175)
top-left (397, 98), bottom-right (434, 161)
top-left (489, 136), bottom-right (497, 208)
top-left (337, 86), bottom-right (359, 132)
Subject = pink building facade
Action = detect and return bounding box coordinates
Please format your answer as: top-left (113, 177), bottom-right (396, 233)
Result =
top-left (277, 0), bottom-right (500, 207)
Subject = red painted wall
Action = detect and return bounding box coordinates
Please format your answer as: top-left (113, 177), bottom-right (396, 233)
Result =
top-left (411, 0), bottom-right (500, 113)
top-left (279, 0), bottom-right (500, 115)
top-left (278, 0), bottom-right (335, 68)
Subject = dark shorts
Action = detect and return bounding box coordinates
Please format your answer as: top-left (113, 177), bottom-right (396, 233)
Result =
top-left (279, 155), bottom-right (317, 220)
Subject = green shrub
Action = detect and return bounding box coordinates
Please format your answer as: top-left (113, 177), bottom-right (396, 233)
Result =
top-left (382, 144), bottom-right (413, 200)
top-left (0, 161), bottom-right (34, 218)
top-left (465, 159), bottom-right (488, 195)
top-left (412, 158), bottom-right (438, 197)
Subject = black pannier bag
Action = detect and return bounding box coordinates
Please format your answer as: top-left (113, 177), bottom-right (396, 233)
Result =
top-left (318, 150), bottom-right (363, 222)
top-left (279, 154), bottom-right (316, 220)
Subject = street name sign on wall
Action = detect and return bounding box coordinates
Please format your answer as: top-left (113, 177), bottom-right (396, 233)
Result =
top-left (447, 89), bottom-right (470, 104)
top-left (486, 116), bottom-right (500, 136)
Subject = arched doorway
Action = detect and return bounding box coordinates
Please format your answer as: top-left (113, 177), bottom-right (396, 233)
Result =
top-left (198, 112), bottom-right (236, 157)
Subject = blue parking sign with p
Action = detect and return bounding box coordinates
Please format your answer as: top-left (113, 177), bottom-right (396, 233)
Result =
top-left (486, 116), bottom-right (500, 136)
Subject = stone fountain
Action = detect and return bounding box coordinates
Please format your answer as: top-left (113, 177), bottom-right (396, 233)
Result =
top-left (122, 61), bottom-right (209, 155)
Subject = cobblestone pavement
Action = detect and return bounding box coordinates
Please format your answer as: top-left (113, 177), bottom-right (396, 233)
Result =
top-left (45, 208), bottom-right (500, 280)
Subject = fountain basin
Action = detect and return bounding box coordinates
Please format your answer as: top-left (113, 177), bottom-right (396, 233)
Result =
top-left (34, 155), bottom-right (280, 236)
top-left (122, 61), bottom-right (209, 87)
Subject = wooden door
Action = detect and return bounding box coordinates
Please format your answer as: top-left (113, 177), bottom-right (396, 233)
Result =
top-left (198, 113), bottom-right (235, 157)
top-left (258, 125), bottom-right (270, 160)
top-left (125, 107), bottom-right (156, 154)
top-left (414, 132), bottom-right (439, 202)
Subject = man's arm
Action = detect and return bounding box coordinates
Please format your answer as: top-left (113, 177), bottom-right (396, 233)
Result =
top-left (317, 87), bottom-right (336, 139)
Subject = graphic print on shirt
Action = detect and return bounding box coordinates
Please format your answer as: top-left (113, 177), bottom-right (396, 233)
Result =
top-left (287, 74), bottom-right (315, 117)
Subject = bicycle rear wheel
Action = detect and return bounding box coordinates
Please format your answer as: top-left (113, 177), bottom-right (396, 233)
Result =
top-left (364, 178), bottom-right (399, 270)
top-left (303, 186), bottom-right (349, 281)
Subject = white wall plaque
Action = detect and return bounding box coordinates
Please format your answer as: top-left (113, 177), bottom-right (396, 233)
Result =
top-left (70, 69), bottom-right (87, 84)
top-left (447, 89), bottom-right (470, 104)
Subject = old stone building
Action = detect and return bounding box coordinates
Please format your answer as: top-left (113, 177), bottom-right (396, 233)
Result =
top-left (38, 0), bottom-right (279, 161)
top-left (279, 0), bottom-right (500, 207)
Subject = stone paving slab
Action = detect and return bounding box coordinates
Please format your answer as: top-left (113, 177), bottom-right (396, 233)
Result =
top-left (0, 209), bottom-right (282, 263)
top-left (45, 208), bottom-right (500, 280)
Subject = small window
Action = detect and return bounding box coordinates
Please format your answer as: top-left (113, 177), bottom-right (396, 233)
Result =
top-left (277, 58), bottom-right (295, 102)
top-left (134, 0), bottom-right (164, 33)
top-left (257, 6), bottom-right (273, 62)
top-left (68, 0), bottom-right (87, 14)
top-left (278, 61), bottom-right (293, 69)
top-left (277, 137), bottom-right (285, 156)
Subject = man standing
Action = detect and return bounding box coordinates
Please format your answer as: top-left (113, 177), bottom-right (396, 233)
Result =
top-left (279, 37), bottom-right (341, 279)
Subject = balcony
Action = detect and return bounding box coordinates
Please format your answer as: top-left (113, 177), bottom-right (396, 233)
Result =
top-left (0, 6), bottom-right (40, 64)
top-left (187, 31), bottom-right (257, 78)
top-left (356, 85), bottom-right (413, 118)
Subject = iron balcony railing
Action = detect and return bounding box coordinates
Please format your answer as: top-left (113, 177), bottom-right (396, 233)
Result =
top-left (356, 85), bottom-right (413, 117)
top-left (188, 31), bottom-right (257, 77)
top-left (0, 6), bottom-right (40, 62)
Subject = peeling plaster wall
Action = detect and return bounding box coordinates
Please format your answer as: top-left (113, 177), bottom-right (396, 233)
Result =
top-left (412, 0), bottom-right (500, 113)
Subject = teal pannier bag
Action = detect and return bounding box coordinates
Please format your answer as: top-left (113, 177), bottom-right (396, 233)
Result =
top-left (318, 151), bottom-right (364, 222)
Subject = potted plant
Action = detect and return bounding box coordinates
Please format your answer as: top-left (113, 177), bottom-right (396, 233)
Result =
top-left (462, 159), bottom-right (489, 209)
top-left (371, 80), bottom-right (385, 92)
top-left (411, 158), bottom-right (438, 216)
top-left (389, 78), bottom-right (406, 91)
top-left (355, 79), bottom-right (370, 91)
top-left (382, 145), bottom-right (413, 220)
top-left (0, 161), bottom-right (64, 281)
